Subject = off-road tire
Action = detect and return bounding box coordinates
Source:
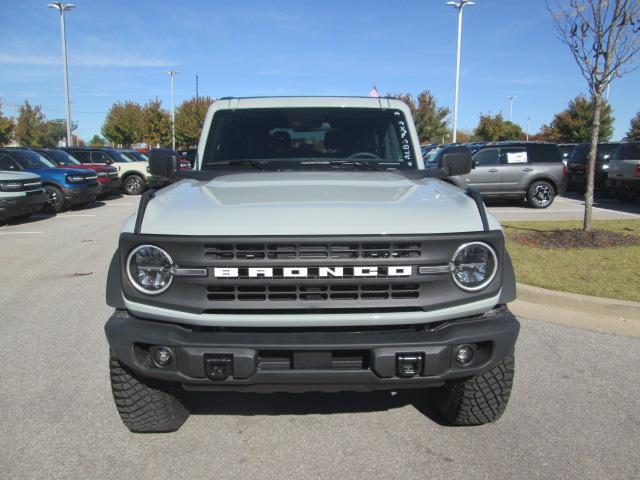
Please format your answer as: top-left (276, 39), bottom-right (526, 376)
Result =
top-left (436, 351), bottom-right (515, 426)
top-left (123, 174), bottom-right (146, 195)
top-left (526, 180), bottom-right (555, 209)
top-left (109, 354), bottom-right (189, 433)
top-left (43, 185), bottom-right (65, 213)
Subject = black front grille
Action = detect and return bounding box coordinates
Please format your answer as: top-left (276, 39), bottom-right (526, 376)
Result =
top-left (207, 284), bottom-right (420, 302)
top-left (204, 242), bottom-right (422, 260)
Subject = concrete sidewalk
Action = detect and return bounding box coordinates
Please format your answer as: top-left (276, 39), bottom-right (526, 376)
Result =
top-left (511, 283), bottom-right (640, 338)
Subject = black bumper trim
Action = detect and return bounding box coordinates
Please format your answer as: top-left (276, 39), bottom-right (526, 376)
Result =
top-left (105, 306), bottom-right (519, 393)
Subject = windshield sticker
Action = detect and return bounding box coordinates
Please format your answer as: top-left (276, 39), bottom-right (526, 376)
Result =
top-left (506, 151), bottom-right (527, 163)
top-left (398, 120), bottom-right (413, 164)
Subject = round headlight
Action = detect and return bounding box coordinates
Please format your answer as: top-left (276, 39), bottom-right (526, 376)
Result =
top-left (450, 242), bottom-right (498, 291)
top-left (126, 245), bottom-right (174, 295)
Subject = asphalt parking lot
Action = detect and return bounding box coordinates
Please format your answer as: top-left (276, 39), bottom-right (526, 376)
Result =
top-left (1, 194), bottom-right (639, 480)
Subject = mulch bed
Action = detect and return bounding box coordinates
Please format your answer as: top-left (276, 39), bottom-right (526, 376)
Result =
top-left (509, 228), bottom-right (640, 249)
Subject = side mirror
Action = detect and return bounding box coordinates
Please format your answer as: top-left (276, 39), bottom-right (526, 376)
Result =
top-left (437, 146), bottom-right (473, 176)
top-left (148, 148), bottom-right (179, 178)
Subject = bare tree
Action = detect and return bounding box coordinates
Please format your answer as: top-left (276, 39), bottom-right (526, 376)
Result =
top-left (547, 0), bottom-right (640, 231)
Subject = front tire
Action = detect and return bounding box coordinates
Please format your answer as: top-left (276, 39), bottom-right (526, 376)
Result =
top-left (526, 180), bottom-right (555, 208)
top-left (435, 351), bottom-right (515, 426)
top-left (109, 354), bottom-right (189, 433)
top-left (123, 174), bottom-right (146, 195)
top-left (43, 185), bottom-right (65, 213)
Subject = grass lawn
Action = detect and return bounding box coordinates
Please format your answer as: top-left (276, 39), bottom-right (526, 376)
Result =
top-left (502, 220), bottom-right (640, 302)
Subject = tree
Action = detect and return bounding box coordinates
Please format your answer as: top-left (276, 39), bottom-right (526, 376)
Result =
top-left (540, 95), bottom-right (614, 142)
top-left (627, 111), bottom-right (640, 141)
top-left (547, 0), bottom-right (640, 231)
top-left (175, 96), bottom-right (214, 148)
top-left (473, 113), bottom-right (523, 141)
top-left (88, 134), bottom-right (106, 146)
top-left (0, 101), bottom-right (13, 146)
top-left (14, 101), bottom-right (46, 146)
top-left (414, 91), bottom-right (450, 143)
top-left (388, 91), bottom-right (450, 143)
top-left (142, 98), bottom-right (171, 147)
top-left (101, 101), bottom-right (144, 147)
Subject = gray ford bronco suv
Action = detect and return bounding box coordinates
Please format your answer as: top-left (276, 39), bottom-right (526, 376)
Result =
top-left (105, 97), bottom-right (519, 432)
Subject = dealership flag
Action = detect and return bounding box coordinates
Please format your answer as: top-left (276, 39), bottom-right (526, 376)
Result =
top-left (369, 85), bottom-right (379, 98)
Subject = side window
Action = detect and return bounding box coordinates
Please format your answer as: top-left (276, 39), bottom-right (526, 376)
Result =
top-left (0, 154), bottom-right (20, 171)
top-left (501, 147), bottom-right (528, 164)
top-left (70, 150), bottom-right (91, 163)
top-left (91, 151), bottom-right (112, 163)
top-left (472, 148), bottom-right (500, 166)
top-left (528, 144), bottom-right (562, 163)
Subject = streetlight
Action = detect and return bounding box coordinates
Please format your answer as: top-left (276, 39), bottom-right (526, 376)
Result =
top-left (526, 116), bottom-right (531, 141)
top-left (167, 70), bottom-right (178, 150)
top-left (447, 0), bottom-right (475, 143)
top-left (48, 2), bottom-right (75, 147)
top-left (507, 95), bottom-right (516, 121)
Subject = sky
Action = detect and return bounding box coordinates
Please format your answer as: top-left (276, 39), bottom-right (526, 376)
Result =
top-left (0, 0), bottom-right (638, 141)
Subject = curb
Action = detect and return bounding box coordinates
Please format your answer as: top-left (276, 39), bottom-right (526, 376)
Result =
top-left (512, 283), bottom-right (640, 337)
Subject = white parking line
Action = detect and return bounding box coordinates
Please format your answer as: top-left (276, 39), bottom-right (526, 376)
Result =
top-left (0, 231), bottom-right (42, 235)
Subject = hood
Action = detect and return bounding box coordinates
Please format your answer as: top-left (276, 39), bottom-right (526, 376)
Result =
top-left (132, 171), bottom-right (496, 236)
top-left (0, 171), bottom-right (41, 181)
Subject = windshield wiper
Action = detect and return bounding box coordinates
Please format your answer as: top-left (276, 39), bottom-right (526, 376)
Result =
top-left (205, 160), bottom-right (267, 170)
top-left (328, 160), bottom-right (384, 171)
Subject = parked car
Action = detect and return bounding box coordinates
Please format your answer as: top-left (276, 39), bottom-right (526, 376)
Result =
top-left (566, 142), bottom-right (620, 194)
top-left (607, 142), bottom-right (640, 201)
top-left (558, 143), bottom-right (576, 166)
top-left (420, 143), bottom-right (438, 158)
top-left (0, 148), bottom-right (99, 213)
top-left (61, 147), bottom-right (158, 195)
top-left (33, 148), bottom-right (121, 199)
top-left (428, 141), bottom-right (567, 208)
top-left (0, 169), bottom-right (45, 222)
top-left (178, 148), bottom-right (197, 168)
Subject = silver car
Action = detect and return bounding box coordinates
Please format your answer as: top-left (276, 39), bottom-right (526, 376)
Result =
top-left (427, 142), bottom-right (567, 208)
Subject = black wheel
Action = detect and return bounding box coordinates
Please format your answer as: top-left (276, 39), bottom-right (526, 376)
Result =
top-left (123, 174), bottom-right (146, 195)
top-left (435, 351), bottom-right (515, 426)
top-left (43, 185), bottom-right (65, 213)
top-left (109, 354), bottom-right (189, 433)
top-left (526, 180), bottom-right (555, 208)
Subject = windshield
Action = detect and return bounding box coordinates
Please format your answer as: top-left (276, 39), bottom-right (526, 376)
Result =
top-left (202, 107), bottom-right (416, 170)
top-left (11, 150), bottom-right (57, 169)
top-left (108, 150), bottom-right (133, 163)
top-left (41, 149), bottom-right (81, 166)
top-left (126, 151), bottom-right (149, 162)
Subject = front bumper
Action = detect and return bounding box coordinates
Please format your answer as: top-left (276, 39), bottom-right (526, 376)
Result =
top-left (0, 190), bottom-right (45, 220)
top-left (64, 182), bottom-right (100, 205)
top-left (105, 305), bottom-right (519, 393)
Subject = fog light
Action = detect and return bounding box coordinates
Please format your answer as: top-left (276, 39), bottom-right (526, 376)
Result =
top-left (454, 345), bottom-right (474, 366)
top-left (152, 347), bottom-right (173, 368)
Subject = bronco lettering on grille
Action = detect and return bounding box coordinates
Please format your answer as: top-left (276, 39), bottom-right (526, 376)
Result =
top-left (212, 266), bottom-right (412, 279)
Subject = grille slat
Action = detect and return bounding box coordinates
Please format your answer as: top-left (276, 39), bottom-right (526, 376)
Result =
top-left (204, 242), bottom-right (422, 261)
top-left (206, 284), bottom-right (420, 302)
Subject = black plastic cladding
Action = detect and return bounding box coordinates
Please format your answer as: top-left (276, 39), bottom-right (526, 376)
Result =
top-left (118, 231), bottom-right (506, 314)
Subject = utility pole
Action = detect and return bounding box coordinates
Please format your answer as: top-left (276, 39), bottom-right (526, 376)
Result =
top-left (167, 70), bottom-right (178, 150)
top-left (447, 0), bottom-right (475, 143)
top-left (526, 116), bottom-right (531, 141)
top-left (48, 2), bottom-right (75, 147)
top-left (507, 95), bottom-right (516, 122)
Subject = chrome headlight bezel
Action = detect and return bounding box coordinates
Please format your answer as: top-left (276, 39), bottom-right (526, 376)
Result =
top-left (126, 244), bottom-right (174, 295)
top-left (450, 241), bottom-right (499, 292)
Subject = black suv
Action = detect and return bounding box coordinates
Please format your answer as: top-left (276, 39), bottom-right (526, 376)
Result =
top-left (566, 143), bottom-right (620, 194)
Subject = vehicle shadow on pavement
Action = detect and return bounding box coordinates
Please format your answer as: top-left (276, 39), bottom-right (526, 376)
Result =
top-left (560, 192), bottom-right (640, 214)
top-left (187, 389), bottom-right (447, 424)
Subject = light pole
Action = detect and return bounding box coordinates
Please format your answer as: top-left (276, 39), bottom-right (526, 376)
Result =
top-left (167, 70), bottom-right (178, 150)
top-left (48, 2), bottom-right (75, 147)
top-left (447, 0), bottom-right (474, 143)
top-left (507, 95), bottom-right (516, 121)
top-left (526, 116), bottom-right (531, 141)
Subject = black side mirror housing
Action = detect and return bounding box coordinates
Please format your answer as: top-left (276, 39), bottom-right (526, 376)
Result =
top-left (148, 148), bottom-right (179, 179)
top-left (437, 146), bottom-right (473, 176)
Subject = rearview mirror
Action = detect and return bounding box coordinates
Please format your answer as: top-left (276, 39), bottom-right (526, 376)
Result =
top-left (437, 146), bottom-right (473, 176)
top-left (148, 148), bottom-right (179, 179)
